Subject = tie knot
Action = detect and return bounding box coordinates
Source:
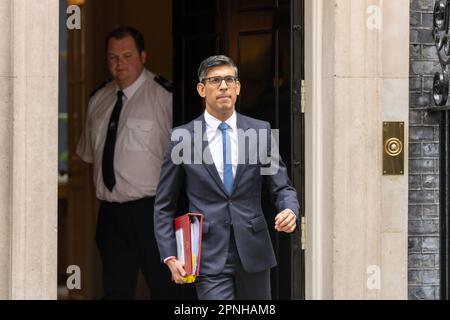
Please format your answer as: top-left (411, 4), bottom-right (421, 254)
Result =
top-left (117, 90), bottom-right (124, 98)
top-left (219, 122), bottom-right (230, 132)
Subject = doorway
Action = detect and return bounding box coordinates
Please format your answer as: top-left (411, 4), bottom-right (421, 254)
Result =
top-left (173, 0), bottom-right (305, 300)
top-left (58, 0), bottom-right (304, 300)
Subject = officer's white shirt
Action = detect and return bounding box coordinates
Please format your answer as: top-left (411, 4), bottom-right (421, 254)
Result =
top-left (76, 69), bottom-right (172, 202)
top-left (204, 109), bottom-right (238, 181)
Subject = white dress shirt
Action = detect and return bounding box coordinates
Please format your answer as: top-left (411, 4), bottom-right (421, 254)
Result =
top-left (76, 69), bottom-right (172, 202)
top-left (204, 109), bottom-right (238, 182)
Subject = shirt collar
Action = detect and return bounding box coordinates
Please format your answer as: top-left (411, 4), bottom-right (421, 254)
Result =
top-left (115, 69), bottom-right (146, 100)
top-left (204, 109), bottom-right (237, 132)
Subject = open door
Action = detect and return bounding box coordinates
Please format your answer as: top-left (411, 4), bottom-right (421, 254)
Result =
top-left (60, 0), bottom-right (174, 299)
top-left (173, 0), bottom-right (305, 299)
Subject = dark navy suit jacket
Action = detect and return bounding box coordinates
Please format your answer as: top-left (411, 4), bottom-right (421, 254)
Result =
top-left (154, 112), bottom-right (300, 275)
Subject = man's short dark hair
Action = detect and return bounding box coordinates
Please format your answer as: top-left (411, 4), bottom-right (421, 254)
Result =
top-left (106, 26), bottom-right (145, 53)
top-left (198, 55), bottom-right (239, 82)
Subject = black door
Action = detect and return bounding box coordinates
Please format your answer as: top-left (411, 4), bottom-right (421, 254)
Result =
top-left (173, 0), bottom-right (305, 300)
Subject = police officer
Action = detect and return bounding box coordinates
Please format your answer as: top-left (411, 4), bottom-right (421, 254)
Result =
top-left (76, 26), bottom-right (178, 300)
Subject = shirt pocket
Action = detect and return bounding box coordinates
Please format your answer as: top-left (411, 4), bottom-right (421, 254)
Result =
top-left (125, 118), bottom-right (154, 151)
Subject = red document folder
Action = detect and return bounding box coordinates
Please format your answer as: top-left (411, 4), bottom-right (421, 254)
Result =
top-left (174, 213), bottom-right (204, 282)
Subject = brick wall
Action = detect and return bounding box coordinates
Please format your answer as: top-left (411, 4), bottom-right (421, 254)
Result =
top-left (409, 0), bottom-right (441, 300)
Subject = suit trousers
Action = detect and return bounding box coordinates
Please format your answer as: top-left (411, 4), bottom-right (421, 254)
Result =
top-left (96, 197), bottom-right (181, 300)
top-left (194, 227), bottom-right (271, 300)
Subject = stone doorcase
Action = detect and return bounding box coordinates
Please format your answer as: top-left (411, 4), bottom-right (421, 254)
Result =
top-left (304, 0), bottom-right (409, 299)
top-left (0, 0), bottom-right (58, 299)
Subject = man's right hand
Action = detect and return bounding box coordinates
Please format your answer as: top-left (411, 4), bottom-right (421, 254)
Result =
top-left (165, 258), bottom-right (187, 284)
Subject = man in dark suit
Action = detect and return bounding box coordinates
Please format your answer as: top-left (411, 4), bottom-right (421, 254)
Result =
top-left (154, 55), bottom-right (299, 300)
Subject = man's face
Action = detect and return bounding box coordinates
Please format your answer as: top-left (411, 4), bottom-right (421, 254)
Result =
top-left (197, 65), bottom-right (241, 120)
top-left (107, 35), bottom-right (146, 89)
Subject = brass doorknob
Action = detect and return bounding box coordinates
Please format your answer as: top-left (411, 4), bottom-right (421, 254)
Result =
top-left (384, 138), bottom-right (403, 157)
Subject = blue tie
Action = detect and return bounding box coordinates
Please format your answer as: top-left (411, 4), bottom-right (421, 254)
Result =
top-left (219, 122), bottom-right (233, 194)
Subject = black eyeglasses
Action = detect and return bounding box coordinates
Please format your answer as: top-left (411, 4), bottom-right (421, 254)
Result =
top-left (202, 76), bottom-right (239, 87)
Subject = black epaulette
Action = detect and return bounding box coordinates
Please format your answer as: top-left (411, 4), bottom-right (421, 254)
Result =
top-left (89, 79), bottom-right (112, 98)
top-left (154, 75), bottom-right (173, 92)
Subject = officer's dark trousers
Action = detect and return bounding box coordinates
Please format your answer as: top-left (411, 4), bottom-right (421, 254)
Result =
top-left (96, 197), bottom-right (181, 300)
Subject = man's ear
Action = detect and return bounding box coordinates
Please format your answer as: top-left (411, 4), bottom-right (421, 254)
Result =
top-left (197, 83), bottom-right (206, 98)
top-left (236, 81), bottom-right (241, 96)
top-left (141, 51), bottom-right (147, 64)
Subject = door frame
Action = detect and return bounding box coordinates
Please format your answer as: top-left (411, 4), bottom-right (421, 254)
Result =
top-left (304, 0), bottom-right (333, 300)
top-left (290, 0), bottom-right (305, 300)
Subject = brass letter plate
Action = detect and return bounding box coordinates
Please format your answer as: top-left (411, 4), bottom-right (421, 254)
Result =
top-left (383, 122), bottom-right (404, 175)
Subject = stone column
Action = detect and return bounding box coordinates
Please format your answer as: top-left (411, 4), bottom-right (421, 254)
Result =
top-left (0, 0), bottom-right (59, 299)
top-left (305, 0), bottom-right (409, 299)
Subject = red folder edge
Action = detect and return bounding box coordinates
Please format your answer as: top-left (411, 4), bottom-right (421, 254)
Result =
top-left (174, 213), bottom-right (204, 276)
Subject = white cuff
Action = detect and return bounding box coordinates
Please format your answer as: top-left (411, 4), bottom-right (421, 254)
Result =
top-left (164, 256), bottom-right (176, 264)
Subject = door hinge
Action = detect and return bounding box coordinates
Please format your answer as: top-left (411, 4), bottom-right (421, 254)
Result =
top-left (301, 80), bottom-right (306, 114)
top-left (300, 216), bottom-right (306, 250)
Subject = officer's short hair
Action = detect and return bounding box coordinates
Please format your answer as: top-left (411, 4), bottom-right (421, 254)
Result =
top-left (106, 26), bottom-right (145, 53)
top-left (198, 55), bottom-right (239, 82)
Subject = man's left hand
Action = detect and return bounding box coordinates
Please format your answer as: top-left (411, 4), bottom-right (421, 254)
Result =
top-left (275, 209), bottom-right (297, 233)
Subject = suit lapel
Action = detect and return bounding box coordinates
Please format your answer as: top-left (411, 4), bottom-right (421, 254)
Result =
top-left (192, 114), bottom-right (229, 196)
top-left (230, 113), bottom-right (250, 195)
